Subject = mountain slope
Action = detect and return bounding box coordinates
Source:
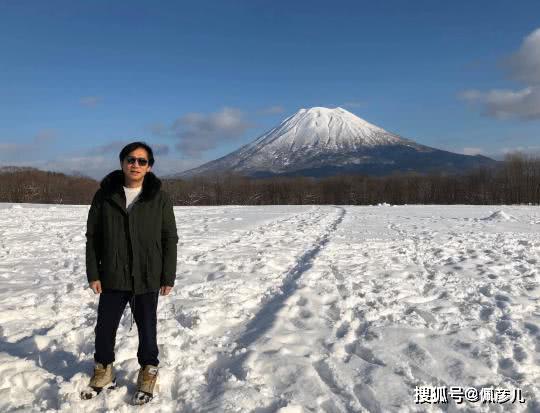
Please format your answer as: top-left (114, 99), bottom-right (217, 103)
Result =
top-left (174, 107), bottom-right (498, 178)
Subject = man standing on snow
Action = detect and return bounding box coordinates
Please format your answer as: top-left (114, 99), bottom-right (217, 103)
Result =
top-left (82, 141), bottom-right (178, 404)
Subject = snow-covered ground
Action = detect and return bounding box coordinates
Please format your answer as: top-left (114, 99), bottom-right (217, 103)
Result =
top-left (0, 204), bottom-right (539, 412)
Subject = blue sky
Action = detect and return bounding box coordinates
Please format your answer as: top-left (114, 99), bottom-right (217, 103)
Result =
top-left (1, 0), bottom-right (539, 179)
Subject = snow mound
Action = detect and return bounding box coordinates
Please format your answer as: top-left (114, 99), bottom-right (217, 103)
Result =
top-left (481, 210), bottom-right (517, 222)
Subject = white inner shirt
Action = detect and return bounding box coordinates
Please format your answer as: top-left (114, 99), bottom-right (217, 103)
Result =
top-left (123, 185), bottom-right (142, 212)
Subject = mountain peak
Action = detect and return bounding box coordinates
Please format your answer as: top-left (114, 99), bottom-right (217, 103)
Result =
top-left (297, 106), bottom-right (345, 113)
top-left (293, 106), bottom-right (352, 118)
top-left (174, 106), bottom-right (497, 178)
top-left (261, 106), bottom-right (398, 149)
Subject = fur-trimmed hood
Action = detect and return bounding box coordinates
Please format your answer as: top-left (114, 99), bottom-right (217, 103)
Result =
top-left (100, 169), bottom-right (162, 201)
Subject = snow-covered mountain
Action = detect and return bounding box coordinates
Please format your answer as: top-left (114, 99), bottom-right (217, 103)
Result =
top-left (174, 107), bottom-right (498, 178)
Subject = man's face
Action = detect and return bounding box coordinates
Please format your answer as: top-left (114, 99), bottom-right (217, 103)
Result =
top-left (121, 147), bottom-right (152, 184)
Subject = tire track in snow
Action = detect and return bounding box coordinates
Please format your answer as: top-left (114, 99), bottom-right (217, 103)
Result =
top-left (211, 209), bottom-right (384, 412)
top-left (243, 213), bottom-right (379, 413)
top-left (180, 206), bottom-right (321, 263)
top-left (196, 206), bottom-right (346, 411)
top-left (217, 211), bottom-right (489, 412)
top-left (234, 206), bottom-right (346, 352)
top-left (230, 213), bottom-right (450, 412)
top-left (170, 207), bottom-right (344, 332)
top-left (152, 206), bottom-right (347, 411)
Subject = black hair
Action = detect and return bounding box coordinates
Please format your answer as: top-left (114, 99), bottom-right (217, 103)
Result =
top-left (119, 141), bottom-right (155, 167)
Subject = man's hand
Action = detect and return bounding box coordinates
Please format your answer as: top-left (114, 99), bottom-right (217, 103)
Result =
top-left (89, 280), bottom-right (102, 294)
top-left (160, 286), bottom-right (173, 296)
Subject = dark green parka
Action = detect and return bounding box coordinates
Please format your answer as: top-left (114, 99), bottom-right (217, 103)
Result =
top-left (85, 170), bottom-right (179, 294)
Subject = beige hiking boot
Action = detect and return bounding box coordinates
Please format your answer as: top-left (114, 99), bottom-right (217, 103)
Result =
top-left (89, 363), bottom-right (115, 388)
top-left (80, 363), bottom-right (116, 399)
top-left (132, 365), bottom-right (159, 405)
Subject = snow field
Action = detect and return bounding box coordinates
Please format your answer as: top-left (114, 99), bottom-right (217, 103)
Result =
top-left (0, 204), bottom-right (539, 412)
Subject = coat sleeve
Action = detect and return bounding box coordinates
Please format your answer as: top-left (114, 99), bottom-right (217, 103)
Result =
top-left (85, 189), bottom-right (103, 283)
top-left (161, 192), bottom-right (179, 286)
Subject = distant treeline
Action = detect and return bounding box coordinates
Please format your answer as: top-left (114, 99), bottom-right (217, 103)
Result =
top-left (1, 153), bottom-right (539, 205)
top-left (0, 167), bottom-right (97, 204)
top-left (162, 153), bottom-right (540, 205)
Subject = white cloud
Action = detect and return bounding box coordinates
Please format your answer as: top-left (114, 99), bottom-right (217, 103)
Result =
top-left (0, 129), bottom-right (203, 179)
top-left (505, 28), bottom-right (540, 85)
top-left (0, 155), bottom-right (116, 180)
top-left (0, 142), bottom-right (21, 154)
top-left (91, 140), bottom-right (128, 155)
top-left (88, 140), bottom-right (170, 157)
top-left (151, 157), bottom-right (202, 177)
top-left (150, 143), bottom-right (169, 156)
top-left (460, 27), bottom-right (540, 120)
top-left (0, 130), bottom-right (57, 160)
top-left (169, 107), bottom-right (252, 157)
top-left (147, 122), bottom-right (168, 136)
top-left (41, 156), bottom-right (116, 179)
top-left (0, 154), bottom-right (199, 180)
top-left (459, 87), bottom-right (540, 120)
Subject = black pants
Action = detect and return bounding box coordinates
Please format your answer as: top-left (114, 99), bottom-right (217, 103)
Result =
top-left (94, 290), bottom-right (159, 367)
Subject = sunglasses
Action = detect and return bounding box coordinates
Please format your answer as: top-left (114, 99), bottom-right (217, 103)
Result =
top-left (126, 156), bottom-right (149, 166)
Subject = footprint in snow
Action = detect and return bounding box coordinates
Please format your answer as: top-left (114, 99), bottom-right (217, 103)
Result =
top-left (402, 342), bottom-right (433, 367)
top-left (479, 305), bottom-right (495, 321)
top-left (513, 345), bottom-right (528, 362)
top-left (345, 341), bottom-right (385, 367)
top-left (445, 357), bottom-right (466, 381)
top-left (498, 357), bottom-right (525, 382)
top-left (335, 322), bottom-right (349, 339)
top-left (206, 272), bottom-right (225, 281)
top-left (296, 296), bottom-right (308, 306)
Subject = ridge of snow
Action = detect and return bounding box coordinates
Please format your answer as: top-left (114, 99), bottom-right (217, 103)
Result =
top-left (481, 210), bottom-right (518, 222)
